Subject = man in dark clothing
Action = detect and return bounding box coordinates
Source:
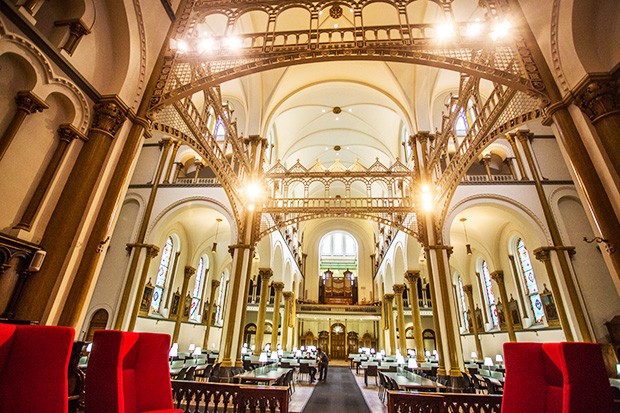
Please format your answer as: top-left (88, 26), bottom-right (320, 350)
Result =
top-left (305, 352), bottom-right (317, 382)
top-left (317, 348), bottom-right (329, 381)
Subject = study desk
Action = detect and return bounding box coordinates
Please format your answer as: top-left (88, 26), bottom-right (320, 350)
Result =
top-left (381, 371), bottom-right (445, 392)
top-left (234, 367), bottom-right (291, 385)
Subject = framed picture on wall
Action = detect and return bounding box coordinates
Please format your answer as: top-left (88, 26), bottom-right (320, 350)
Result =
top-left (169, 289), bottom-right (181, 318)
top-left (182, 294), bottom-right (191, 320)
top-left (508, 297), bottom-right (522, 329)
top-left (139, 280), bottom-right (154, 316)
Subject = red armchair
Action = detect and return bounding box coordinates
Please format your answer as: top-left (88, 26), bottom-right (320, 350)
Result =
top-left (502, 342), bottom-right (614, 413)
top-left (85, 330), bottom-right (182, 413)
top-left (0, 324), bottom-right (75, 413)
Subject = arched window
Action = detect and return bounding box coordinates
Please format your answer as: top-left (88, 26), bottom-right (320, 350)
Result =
top-left (151, 237), bottom-right (174, 314)
top-left (481, 260), bottom-right (498, 327)
top-left (214, 272), bottom-right (227, 326)
top-left (319, 231), bottom-right (358, 277)
top-left (516, 239), bottom-right (545, 323)
top-left (215, 119), bottom-right (226, 141)
top-left (190, 256), bottom-right (208, 322)
top-left (457, 276), bottom-right (469, 330)
top-left (455, 111), bottom-right (468, 136)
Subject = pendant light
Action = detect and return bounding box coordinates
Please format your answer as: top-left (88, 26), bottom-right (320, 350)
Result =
top-left (460, 217), bottom-right (472, 255)
top-left (212, 218), bottom-right (222, 252)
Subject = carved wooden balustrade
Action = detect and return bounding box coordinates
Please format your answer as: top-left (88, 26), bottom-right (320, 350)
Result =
top-left (171, 380), bottom-right (289, 413)
top-left (387, 391), bottom-right (502, 413)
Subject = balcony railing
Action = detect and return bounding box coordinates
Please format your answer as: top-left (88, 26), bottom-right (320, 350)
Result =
top-left (462, 174), bottom-right (515, 183)
top-left (387, 390), bottom-right (502, 413)
top-left (171, 380), bottom-right (289, 412)
top-left (173, 177), bottom-right (220, 185)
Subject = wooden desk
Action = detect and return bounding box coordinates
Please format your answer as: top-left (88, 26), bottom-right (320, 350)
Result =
top-left (234, 367), bottom-right (291, 385)
top-left (381, 371), bottom-right (445, 392)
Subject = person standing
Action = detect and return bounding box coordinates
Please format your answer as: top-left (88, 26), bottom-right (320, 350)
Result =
top-left (317, 348), bottom-right (329, 382)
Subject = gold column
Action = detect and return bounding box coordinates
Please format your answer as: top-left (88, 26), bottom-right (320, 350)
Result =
top-left (463, 284), bottom-right (483, 360)
top-left (127, 244), bottom-right (159, 331)
top-left (574, 75), bottom-right (620, 187)
top-left (504, 158), bottom-right (518, 180)
top-left (505, 133), bottom-right (529, 180)
top-left (428, 245), bottom-right (461, 377)
top-left (508, 255), bottom-right (528, 319)
top-left (270, 281), bottom-right (285, 350)
top-left (220, 243), bottom-right (252, 367)
top-left (192, 159), bottom-right (203, 183)
top-left (424, 247), bottom-right (446, 376)
top-left (384, 294), bottom-right (396, 355)
top-left (16, 97), bottom-right (127, 323)
top-left (113, 137), bottom-right (173, 329)
top-left (291, 291), bottom-right (298, 349)
top-left (515, 129), bottom-right (590, 341)
top-left (490, 271), bottom-right (516, 342)
top-left (172, 266), bottom-right (195, 343)
top-left (254, 268), bottom-right (273, 355)
top-left (404, 271), bottom-right (425, 363)
top-left (163, 140), bottom-right (181, 183)
top-left (14, 124), bottom-right (86, 231)
top-left (534, 247), bottom-right (573, 341)
top-left (235, 247), bottom-right (256, 367)
top-left (393, 284), bottom-right (407, 356)
top-left (0, 91), bottom-right (48, 162)
top-left (281, 291), bottom-right (293, 350)
top-left (480, 155), bottom-right (492, 180)
top-left (59, 0), bottom-right (193, 329)
top-left (202, 279), bottom-right (220, 348)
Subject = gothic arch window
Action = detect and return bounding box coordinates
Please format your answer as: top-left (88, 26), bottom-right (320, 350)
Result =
top-left (455, 111), bottom-right (468, 136)
top-left (151, 236), bottom-right (175, 314)
top-left (190, 255), bottom-right (208, 322)
top-left (215, 119), bottom-right (226, 141)
top-left (516, 238), bottom-right (545, 323)
top-left (481, 260), bottom-right (499, 328)
top-left (457, 276), bottom-right (469, 331)
top-left (214, 271), bottom-right (228, 326)
top-left (422, 329), bottom-right (436, 352)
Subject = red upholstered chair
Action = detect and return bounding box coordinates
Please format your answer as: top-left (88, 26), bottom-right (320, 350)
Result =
top-left (502, 342), bottom-right (614, 413)
top-left (85, 330), bottom-right (182, 413)
top-left (0, 324), bottom-right (75, 413)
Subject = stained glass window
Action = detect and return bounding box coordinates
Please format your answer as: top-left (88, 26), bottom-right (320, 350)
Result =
top-left (455, 112), bottom-right (468, 136)
top-left (215, 120), bottom-right (225, 141)
top-left (151, 237), bottom-right (173, 314)
top-left (458, 276), bottom-right (469, 330)
top-left (318, 231), bottom-right (358, 277)
top-left (190, 256), bottom-right (207, 322)
top-left (481, 260), bottom-right (498, 327)
top-left (516, 239), bottom-right (545, 323)
top-left (215, 273), bottom-right (227, 326)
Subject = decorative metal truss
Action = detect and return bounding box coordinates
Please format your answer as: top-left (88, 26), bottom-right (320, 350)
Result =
top-left (260, 159), bottom-right (418, 240)
top-left (147, 0), bottom-right (551, 244)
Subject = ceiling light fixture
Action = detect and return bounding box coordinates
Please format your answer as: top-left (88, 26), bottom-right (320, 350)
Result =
top-left (212, 218), bottom-right (222, 253)
top-left (460, 217), bottom-right (472, 255)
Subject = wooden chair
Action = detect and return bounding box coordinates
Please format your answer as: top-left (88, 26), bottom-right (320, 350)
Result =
top-left (365, 364), bottom-right (379, 386)
top-left (298, 362), bottom-right (311, 383)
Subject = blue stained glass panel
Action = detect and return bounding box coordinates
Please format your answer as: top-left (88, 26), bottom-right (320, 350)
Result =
top-left (482, 260), bottom-right (499, 327)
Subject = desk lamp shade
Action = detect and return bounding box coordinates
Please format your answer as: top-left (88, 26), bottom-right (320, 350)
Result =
top-left (484, 357), bottom-right (493, 367)
top-left (471, 351), bottom-right (477, 359)
top-left (270, 351), bottom-right (279, 360)
top-left (193, 346), bottom-right (201, 356)
top-left (169, 343), bottom-right (178, 358)
top-left (496, 354), bottom-right (503, 363)
top-left (188, 343), bottom-right (195, 352)
top-left (258, 352), bottom-right (268, 363)
top-left (408, 358), bottom-right (418, 369)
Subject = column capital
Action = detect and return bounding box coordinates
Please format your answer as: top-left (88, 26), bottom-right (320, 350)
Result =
top-left (245, 134), bottom-right (267, 145)
top-left (159, 137), bottom-right (173, 148)
top-left (91, 96), bottom-right (128, 138)
top-left (57, 124), bottom-right (88, 143)
top-left (393, 284), bottom-right (406, 295)
top-left (533, 247), bottom-right (552, 262)
top-left (184, 266), bottom-right (196, 277)
top-left (414, 130), bottom-right (433, 143)
top-left (574, 75), bottom-right (620, 123)
top-left (15, 90), bottom-right (48, 114)
top-left (514, 129), bottom-right (534, 143)
top-left (283, 291), bottom-right (294, 301)
top-left (404, 270), bottom-right (420, 284)
top-left (490, 270), bottom-right (505, 284)
top-left (258, 268), bottom-right (273, 280)
top-left (271, 281), bottom-right (285, 292)
top-left (462, 284), bottom-right (473, 295)
top-left (211, 279), bottom-right (221, 289)
top-left (479, 155), bottom-right (491, 165)
top-left (145, 244), bottom-right (160, 258)
top-left (384, 293), bottom-right (395, 302)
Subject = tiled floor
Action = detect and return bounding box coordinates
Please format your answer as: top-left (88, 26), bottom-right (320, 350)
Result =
top-left (288, 366), bottom-right (388, 413)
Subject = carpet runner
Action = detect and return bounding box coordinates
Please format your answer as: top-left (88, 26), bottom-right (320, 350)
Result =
top-left (301, 366), bottom-right (372, 413)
